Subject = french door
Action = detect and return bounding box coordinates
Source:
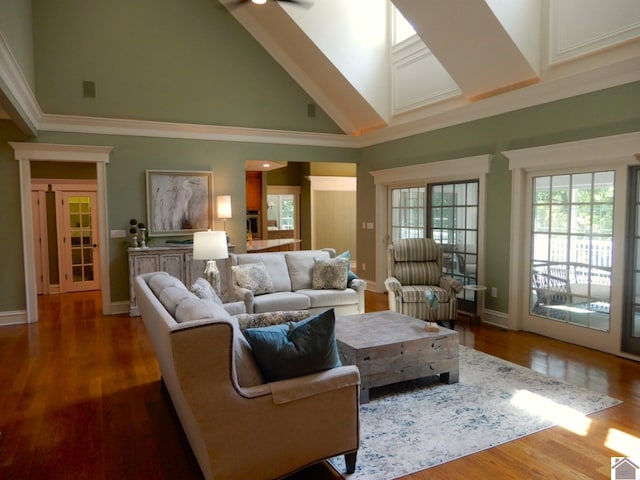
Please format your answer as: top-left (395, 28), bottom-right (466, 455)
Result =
top-left (623, 167), bottom-right (640, 355)
top-left (389, 180), bottom-right (480, 312)
top-left (58, 191), bottom-right (101, 292)
top-left (524, 168), bottom-right (619, 352)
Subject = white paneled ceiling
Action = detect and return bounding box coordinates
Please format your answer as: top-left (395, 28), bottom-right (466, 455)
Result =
top-left (221, 0), bottom-right (640, 137)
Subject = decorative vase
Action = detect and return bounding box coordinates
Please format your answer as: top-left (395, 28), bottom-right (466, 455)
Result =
top-left (139, 228), bottom-right (147, 248)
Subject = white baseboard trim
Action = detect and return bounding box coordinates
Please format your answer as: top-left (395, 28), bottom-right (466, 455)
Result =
top-left (109, 301), bottom-right (130, 316)
top-left (481, 308), bottom-right (511, 329)
top-left (0, 310), bottom-right (28, 326)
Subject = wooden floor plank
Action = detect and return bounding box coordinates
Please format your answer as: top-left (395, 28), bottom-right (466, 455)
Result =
top-left (0, 290), bottom-right (637, 479)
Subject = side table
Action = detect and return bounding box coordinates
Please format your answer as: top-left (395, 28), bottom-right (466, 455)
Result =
top-left (463, 284), bottom-right (487, 323)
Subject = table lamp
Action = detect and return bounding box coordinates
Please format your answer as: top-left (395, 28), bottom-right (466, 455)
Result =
top-left (193, 230), bottom-right (228, 295)
top-left (217, 195), bottom-right (232, 244)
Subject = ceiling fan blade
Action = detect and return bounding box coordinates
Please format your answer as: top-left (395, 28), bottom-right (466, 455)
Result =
top-left (224, 0), bottom-right (313, 9)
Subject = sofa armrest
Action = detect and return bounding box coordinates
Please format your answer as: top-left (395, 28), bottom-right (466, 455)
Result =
top-left (440, 276), bottom-right (463, 293)
top-left (233, 285), bottom-right (255, 313)
top-left (349, 278), bottom-right (367, 292)
top-left (223, 301), bottom-right (246, 316)
top-left (384, 276), bottom-right (402, 292)
top-left (268, 366), bottom-right (360, 404)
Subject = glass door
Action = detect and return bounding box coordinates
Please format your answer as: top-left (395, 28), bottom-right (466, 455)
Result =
top-left (524, 170), bottom-right (617, 351)
top-left (389, 181), bottom-right (480, 314)
top-left (58, 192), bottom-right (101, 292)
top-left (623, 167), bottom-right (640, 355)
top-left (429, 181), bottom-right (479, 312)
top-left (389, 185), bottom-right (425, 240)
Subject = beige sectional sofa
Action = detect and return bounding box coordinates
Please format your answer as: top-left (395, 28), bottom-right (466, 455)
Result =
top-left (230, 248), bottom-right (366, 315)
top-left (134, 271), bottom-right (360, 480)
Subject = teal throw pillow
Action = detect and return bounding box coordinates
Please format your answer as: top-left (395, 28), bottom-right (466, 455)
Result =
top-left (337, 250), bottom-right (359, 284)
top-left (243, 309), bottom-right (341, 382)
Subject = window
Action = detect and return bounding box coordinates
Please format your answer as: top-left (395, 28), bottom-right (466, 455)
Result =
top-left (392, 6), bottom-right (416, 45)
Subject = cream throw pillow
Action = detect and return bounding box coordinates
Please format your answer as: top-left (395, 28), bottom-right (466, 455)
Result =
top-left (312, 257), bottom-right (349, 290)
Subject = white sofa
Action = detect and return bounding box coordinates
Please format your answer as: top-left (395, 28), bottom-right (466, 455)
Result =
top-left (230, 248), bottom-right (366, 315)
top-left (134, 271), bottom-right (360, 480)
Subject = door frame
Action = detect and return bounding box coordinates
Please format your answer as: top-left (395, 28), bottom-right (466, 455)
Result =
top-left (505, 131), bottom-right (640, 360)
top-left (11, 142), bottom-right (113, 323)
top-left (31, 185), bottom-right (49, 294)
top-left (371, 155), bottom-right (491, 294)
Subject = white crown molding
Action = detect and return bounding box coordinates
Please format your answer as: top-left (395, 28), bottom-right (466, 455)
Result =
top-left (0, 31), bottom-right (42, 134)
top-left (38, 113), bottom-right (357, 148)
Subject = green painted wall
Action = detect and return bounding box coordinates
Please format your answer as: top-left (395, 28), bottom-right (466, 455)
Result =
top-left (31, 0), bottom-right (342, 133)
top-left (358, 81), bottom-right (640, 313)
top-left (0, 120), bottom-right (29, 311)
top-left (0, 0), bottom-right (34, 89)
top-left (29, 130), bottom-right (358, 303)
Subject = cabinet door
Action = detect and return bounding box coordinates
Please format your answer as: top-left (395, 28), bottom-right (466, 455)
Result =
top-left (185, 253), bottom-right (207, 287)
top-left (246, 171), bottom-right (262, 211)
top-left (160, 253), bottom-right (184, 279)
top-left (133, 254), bottom-right (160, 275)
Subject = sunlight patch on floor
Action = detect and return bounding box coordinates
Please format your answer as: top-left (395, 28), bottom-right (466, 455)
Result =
top-left (511, 389), bottom-right (591, 436)
top-left (605, 428), bottom-right (640, 457)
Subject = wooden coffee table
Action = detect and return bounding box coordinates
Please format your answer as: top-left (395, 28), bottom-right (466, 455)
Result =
top-left (335, 310), bottom-right (459, 404)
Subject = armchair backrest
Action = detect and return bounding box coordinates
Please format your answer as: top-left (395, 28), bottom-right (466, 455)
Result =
top-left (388, 238), bottom-right (442, 285)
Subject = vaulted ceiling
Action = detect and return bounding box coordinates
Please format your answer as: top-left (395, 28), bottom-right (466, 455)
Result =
top-left (221, 0), bottom-right (640, 143)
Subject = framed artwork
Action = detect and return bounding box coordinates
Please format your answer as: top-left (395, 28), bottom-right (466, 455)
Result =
top-left (146, 170), bottom-right (213, 236)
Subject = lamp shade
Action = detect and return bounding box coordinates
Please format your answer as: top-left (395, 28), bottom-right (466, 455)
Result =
top-left (193, 230), bottom-right (228, 260)
top-left (217, 195), bottom-right (232, 219)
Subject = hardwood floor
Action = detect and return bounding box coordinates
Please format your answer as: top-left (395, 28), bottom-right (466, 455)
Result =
top-left (0, 291), bottom-right (638, 479)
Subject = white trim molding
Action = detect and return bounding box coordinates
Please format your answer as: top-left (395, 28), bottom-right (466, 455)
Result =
top-left (10, 142), bottom-right (113, 323)
top-left (0, 31), bottom-right (41, 135)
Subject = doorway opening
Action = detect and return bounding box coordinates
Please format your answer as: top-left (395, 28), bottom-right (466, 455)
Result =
top-left (12, 142), bottom-right (112, 323)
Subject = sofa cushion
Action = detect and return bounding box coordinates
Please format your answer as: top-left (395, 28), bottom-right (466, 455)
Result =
top-left (285, 250), bottom-right (331, 291)
top-left (235, 310), bottom-right (311, 330)
top-left (158, 286), bottom-right (197, 317)
top-left (243, 309), bottom-right (341, 382)
top-left (297, 288), bottom-right (359, 308)
top-left (175, 297), bottom-right (229, 323)
top-left (235, 254), bottom-right (291, 292)
top-left (252, 291), bottom-right (311, 313)
top-left (190, 277), bottom-right (223, 304)
top-left (312, 258), bottom-right (349, 290)
top-left (148, 273), bottom-right (185, 297)
top-left (233, 263), bottom-right (275, 295)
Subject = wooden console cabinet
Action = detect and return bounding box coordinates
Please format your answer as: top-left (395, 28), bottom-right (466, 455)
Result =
top-left (127, 246), bottom-right (230, 316)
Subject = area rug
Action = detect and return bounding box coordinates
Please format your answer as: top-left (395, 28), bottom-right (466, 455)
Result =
top-left (328, 345), bottom-right (621, 479)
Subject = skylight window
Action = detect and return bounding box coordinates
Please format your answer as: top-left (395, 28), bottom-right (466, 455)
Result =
top-left (392, 6), bottom-right (416, 45)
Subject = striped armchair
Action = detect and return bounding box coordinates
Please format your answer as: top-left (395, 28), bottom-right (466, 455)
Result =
top-left (384, 238), bottom-right (462, 328)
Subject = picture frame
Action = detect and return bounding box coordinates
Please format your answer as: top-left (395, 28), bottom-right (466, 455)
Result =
top-left (146, 169), bottom-right (213, 236)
